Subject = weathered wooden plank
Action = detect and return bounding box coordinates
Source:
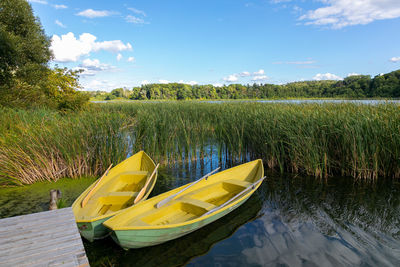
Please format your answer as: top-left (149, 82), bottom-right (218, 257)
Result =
top-left (0, 208), bottom-right (89, 267)
top-left (0, 227), bottom-right (79, 253)
top-left (0, 218), bottom-right (77, 241)
top-left (0, 231), bottom-right (81, 257)
top-left (0, 211), bottom-right (75, 232)
top-left (2, 239), bottom-right (85, 265)
top-left (0, 208), bottom-right (72, 227)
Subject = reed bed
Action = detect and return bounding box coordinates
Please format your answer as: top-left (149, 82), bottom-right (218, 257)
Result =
top-left (1, 102), bottom-right (399, 185)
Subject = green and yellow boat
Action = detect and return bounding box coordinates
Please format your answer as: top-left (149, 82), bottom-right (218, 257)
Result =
top-left (72, 151), bottom-right (158, 242)
top-left (103, 159), bottom-right (264, 249)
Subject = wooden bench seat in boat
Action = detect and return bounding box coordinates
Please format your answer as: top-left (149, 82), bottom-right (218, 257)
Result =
top-left (223, 179), bottom-right (251, 188)
top-left (180, 197), bottom-right (216, 211)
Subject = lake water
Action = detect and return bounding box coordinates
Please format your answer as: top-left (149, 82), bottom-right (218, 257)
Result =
top-left (1, 159), bottom-right (399, 266)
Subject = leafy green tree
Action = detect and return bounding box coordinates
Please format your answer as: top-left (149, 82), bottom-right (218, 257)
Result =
top-left (0, 0), bottom-right (52, 85)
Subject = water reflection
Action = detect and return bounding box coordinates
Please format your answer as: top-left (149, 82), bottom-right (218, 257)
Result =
top-left (187, 174), bottom-right (400, 266)
top-left (1, 152), bottom-right (399, 266)
top-left (80, 157), bottom-right (400, 267)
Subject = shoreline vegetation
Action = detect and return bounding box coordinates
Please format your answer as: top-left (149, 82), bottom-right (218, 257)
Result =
top-left (88, 69), bottom-right (400, 101)
top-left (1, 102), bottom-right (399, 186)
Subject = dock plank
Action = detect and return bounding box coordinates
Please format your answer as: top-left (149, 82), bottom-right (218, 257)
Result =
top-left (0, 208), bottom-right (89, 267)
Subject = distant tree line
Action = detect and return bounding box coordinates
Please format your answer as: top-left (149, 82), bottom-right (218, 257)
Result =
top-left (0, 0), bottom-right (89, 110)
top-left (89, 70), bottom-right (400, 101)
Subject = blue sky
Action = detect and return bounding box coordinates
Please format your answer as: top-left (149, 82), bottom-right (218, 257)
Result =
top-left (28, 0), bottom-right (400, 91)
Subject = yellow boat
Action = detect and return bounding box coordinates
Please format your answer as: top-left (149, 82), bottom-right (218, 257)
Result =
top-left (72, 151), bottom-right (158, 242)
top-left (103, 159), bottom-right (264, 249)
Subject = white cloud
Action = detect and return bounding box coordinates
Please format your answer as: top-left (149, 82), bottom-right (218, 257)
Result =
top-left (117, 54), bottom-right (122, 61)
top-left (126, 15), bottom-right (146, 24)
top-left (51, 32), bottom-right (132, 62)
top-left (253, 69), bottom-right (265, 75)
top-left (127, 57), bottom-right (135, 62)
top-left (128, 7), bottom-right (146, 17)
top-left (178, 80), bottom-right (198, 85)
top-left (313, 73), bottom-right (342, 80)
top-left (159, 79), bottom-right (170, 84)
top-left (81, 59), bottom-right (112, 71)
top-left (223, 74), bottom-right (239, 82)
top-left (141, 80), bottom-right (150, 85)
top-left (74, 59), bottom-right (114, 77)
top-left (251, 75), bottom-right (269, 81)
top-left (239, 71), bottom-right (251, 77)
top-left (271, 0), bottom-right (292, 3)
top-left (82, 79), bottom-right (120, 91)
top-left (300, 0), bottom-right (400, 29)
top-left (93, 40), bottom-right (132, 53)
top-left (77, 9), bottom-right (114, 18)
top-left (390, 57), bottom-right (400, 63)
top-left (213, 83), bottom-right (223, 87)
top-left (28, 0), bottom-right (47, 4)
top-left (55, 20), bottom-right (66, 28)
top-left (347, 72), bottom-right (360, 77)
top-left (53, 4), bottom-right (67, 9)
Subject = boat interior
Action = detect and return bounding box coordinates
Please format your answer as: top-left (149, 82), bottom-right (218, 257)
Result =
top-left (78, 170), bottom-right (150, 219)
top-left (125, 161), bottom-right (262, 227)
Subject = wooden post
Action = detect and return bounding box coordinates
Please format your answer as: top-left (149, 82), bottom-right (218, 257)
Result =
top-left (49, 189), bottom-right (61, 210)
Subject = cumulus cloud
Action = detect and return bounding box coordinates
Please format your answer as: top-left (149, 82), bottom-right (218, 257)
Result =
top-left (125, 15), bottom-right (146, 24)
top-left (253, 69), bottom-right (265, 75)
top-left (117, 54), bottom-right (122, 61)
top-left (390, 57), bottom-right (400, 63)
top-left (128, 7), bottom-right (146, 17)
top-left (74, 59), bottom-right (114, 76)
top-left (82, 79), bottom-right (120, 91)
top-left (251, 75), bottom-right (269, 81)
top-left (127, 57), bottom-right (135, 62)
top-left (77, 9), bottom-right (114, 18)
top-left (313, 73), bottom-right (342, 80)
top-left (51, 32), bottom-right (132, 62)
top-left (347, 72), bottom-right (360, 77)
top-left (81, 59), bottom-right (112, 71)
top-left (223, 69), bottom-right (269, 82)
top-left (300, 0), bottom-right (400, 29)
top-left (213, 83), bottom-right (223, 87)
top-left (53, 4), bottom-right (67, 9)
top-left (178, 80), bottom-right (198, 85)
top-left (141, 80), bottom-right (150, 85)
top-left (55, 20), bottom-right (66, 28)
top-left (28, 0), bottom-right (47, 4)
top-left (223, 74), bottom-right (239, 82)
top-left (159, 79), bottom-right (170, 84)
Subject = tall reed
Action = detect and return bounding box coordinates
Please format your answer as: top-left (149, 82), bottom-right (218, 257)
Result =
top-left (1, 102), bottom-right (399, 185)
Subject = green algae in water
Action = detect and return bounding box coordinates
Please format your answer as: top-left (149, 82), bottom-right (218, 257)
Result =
top-left (0, 177), bottom-right (96, 218)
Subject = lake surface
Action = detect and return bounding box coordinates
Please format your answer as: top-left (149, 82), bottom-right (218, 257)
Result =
top-left (1, 159), bottom-right (399, 266)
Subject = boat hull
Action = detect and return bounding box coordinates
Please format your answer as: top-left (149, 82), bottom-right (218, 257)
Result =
top-left (111, 194), bottom-right (250, 249)
top-left (72, 151), bottom-right (158, 242)
top-left (77, 217), bottom-right (110, 242)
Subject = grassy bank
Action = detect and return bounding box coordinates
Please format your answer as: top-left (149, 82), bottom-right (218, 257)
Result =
top-left (1, 102), bottom-right (399, 185)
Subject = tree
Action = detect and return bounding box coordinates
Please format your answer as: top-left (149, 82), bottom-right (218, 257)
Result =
top-left (0, 1), bottom-right (89, 110)
top-left (0, 0), bottom-right (52, 85)
top-left (43, 67), bottom-right (90, 110)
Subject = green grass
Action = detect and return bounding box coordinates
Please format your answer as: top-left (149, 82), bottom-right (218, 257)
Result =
top-left (1, 102), bottom-right (399, 185)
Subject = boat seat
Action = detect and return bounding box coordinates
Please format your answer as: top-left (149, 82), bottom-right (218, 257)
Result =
top-left (223, 179), bottom-right (251, 188)
top-left (181, 197), bottom-right (216, 211)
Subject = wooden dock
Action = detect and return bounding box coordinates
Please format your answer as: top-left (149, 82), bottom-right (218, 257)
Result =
top-left (0, 207), bottom-right (89, 267)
